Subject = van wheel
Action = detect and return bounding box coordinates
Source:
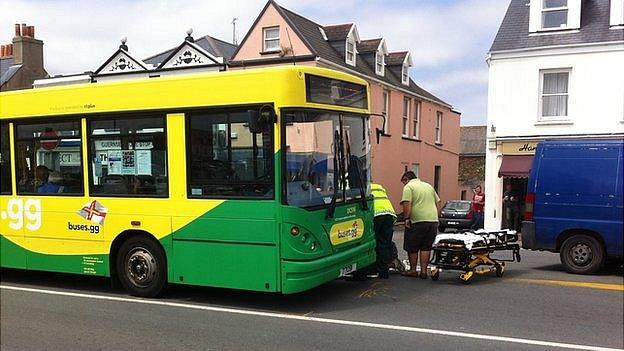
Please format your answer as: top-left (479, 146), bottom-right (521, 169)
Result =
top-left (560, 235), bottom-right (604, 275)
top-left (116, 236), bottom-right (167, 297)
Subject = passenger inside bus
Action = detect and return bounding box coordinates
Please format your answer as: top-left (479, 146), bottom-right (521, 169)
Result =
top-left (35, 165), bottom-right (61, 193)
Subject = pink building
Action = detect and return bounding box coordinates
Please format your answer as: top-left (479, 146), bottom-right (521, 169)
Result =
top-left (231, 1), bottom-right (461, 208)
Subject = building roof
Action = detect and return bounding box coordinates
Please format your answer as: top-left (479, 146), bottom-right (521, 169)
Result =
top-left (386, 51), bottom-right (408, 65)
top-left (460, 126), bottom-right (486, 155)
top-left (323, 24), bottom-right (353, 41)
top-left (357, 38), bottom-right (382, 53)
top-left (144, 34), bottom-right (237, 66)
top-left (490, 0), bottom-right (624, 52)
top-left (0, 57), bottom-right (22, 87)
top-left (275, 3), bottom-right (450, 107)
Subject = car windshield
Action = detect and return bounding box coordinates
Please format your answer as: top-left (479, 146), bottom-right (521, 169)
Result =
top-left (444, 201), bottom-right (471, 211)
top-left (283, 109), bottom-right (371, 208)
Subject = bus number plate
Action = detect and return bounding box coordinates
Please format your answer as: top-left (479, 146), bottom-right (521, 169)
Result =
top-left (339, 263), bottom-right (357, 277)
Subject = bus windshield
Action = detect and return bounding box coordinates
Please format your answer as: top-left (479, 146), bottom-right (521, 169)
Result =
top-left (283, 109), bottom-right (370, 208)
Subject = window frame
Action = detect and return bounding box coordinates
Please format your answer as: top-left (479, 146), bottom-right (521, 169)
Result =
top-left (345, 38), bottom-right (356, 66)
top-left (434, 165), bottom-right (441, 194)
top-left (538, 68), bottom-right (571, 121)
top-left (185, 106), bottom-right (275, 200)
top-left (262, 26), bottom-right (280, 52)
top-left (86, 113), bottom-right (169, 198)
top-left (401, 64), bottom-right (409, 85)
top-left (402, 97), bottom-right (410, 137)
top-left (412, 163), bottom-right (420, 178)
top-left (0, 121), bottom-right (12, 195)
top-left (541, 0), bottom-right (569, 30)
top-left (14, 117), bottom-right (85, 197)
top-left (375, 51), bottom-right (385, 76)
top-left (413, 100), bottom-right (421, 139)
top-left (435, 111), bottom-right (443, 144)
top-left (381, 90), bottom-right (390, 134)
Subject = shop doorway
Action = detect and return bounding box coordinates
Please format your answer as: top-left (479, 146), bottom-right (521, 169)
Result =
top-left (501, 177), bottom-right (528, 232)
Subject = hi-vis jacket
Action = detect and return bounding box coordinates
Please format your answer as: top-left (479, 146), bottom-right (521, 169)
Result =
top-left (371, 183), bottom-right (396, 218)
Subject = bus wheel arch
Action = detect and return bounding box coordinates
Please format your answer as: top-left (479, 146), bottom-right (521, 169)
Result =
top-left (110, 230), bottom-right (168, 297)
top-left (557, 229), bottom-right (605, 275)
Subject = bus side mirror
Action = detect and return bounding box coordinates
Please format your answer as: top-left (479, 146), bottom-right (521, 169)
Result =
top-left (376, 128), bottom-right (383, 144)
top-left (248, 107), bottom-right (276, 133)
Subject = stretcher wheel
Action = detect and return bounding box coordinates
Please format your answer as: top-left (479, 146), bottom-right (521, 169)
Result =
top-left (459, 271), bottom-right (473, 284)
top-left (495, 263), bottom-right (505, 277)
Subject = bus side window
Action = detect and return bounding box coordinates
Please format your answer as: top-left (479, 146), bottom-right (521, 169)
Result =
top-left (88, 115), bottom-right (168, 197)
top-left (186, 109), bottom-right (274, 198)
top-left (14, 120), bottom-right (84, 196)
top-left (0, 121), bottom-right (11, 195)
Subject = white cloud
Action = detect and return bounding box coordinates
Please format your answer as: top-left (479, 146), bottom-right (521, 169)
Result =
top-left (0, 0), bottom-right (269, 75)
top-left (0, 0), bottom-right (509, 125)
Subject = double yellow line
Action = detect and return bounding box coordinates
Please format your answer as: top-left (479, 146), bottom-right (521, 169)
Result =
top-left (511, 278), bottom-right (624, 291)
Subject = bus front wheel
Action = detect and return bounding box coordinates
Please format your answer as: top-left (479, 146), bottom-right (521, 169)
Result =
top-left (117, 236), bottom-right (167, 297)
top-left (560, 234), bottom-right (604, 275)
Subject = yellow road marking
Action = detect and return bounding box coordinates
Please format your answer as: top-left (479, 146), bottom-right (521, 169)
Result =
top-left (511, 278), bottom-right (624, 291)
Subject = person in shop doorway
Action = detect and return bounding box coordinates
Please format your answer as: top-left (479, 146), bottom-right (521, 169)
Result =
top-left (371, 183), bottom-right (406, 278)
top-left (470, 185), bottom-right (485, 230)
top-left (503, 184), bottom-right (520, 232)
top-left (400, 171), bottom-right (440, 279)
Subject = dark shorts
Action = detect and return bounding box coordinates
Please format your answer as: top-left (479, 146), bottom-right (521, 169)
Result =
top-left (403, 222), bottom-right (438, 253)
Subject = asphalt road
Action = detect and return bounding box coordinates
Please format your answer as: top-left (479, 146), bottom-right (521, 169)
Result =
top-left (1, 231), bottom-right (623, 351)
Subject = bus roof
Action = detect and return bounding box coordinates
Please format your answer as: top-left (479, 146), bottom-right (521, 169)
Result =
top-left (0, 66), bottom-right (370, 119)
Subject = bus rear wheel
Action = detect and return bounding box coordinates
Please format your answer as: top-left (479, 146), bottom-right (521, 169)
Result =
top-left (560, 234), bottom-right (604, 275)
top-left (117, 236), bottom-right (167, 297)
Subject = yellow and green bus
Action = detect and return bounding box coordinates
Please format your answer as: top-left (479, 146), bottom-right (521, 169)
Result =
top-left (0, 66), bottom-right (375, 296)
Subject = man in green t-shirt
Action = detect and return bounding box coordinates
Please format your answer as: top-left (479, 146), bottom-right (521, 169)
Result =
top-left (400, 171), bottom-right (440, 279)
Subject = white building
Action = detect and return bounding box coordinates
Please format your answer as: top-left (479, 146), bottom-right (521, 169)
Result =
top-left (485, 0), bottom-right (624, 229)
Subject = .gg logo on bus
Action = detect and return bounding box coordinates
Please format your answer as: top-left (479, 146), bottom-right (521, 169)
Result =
top-left (2, 198), bottom-right (42, 231)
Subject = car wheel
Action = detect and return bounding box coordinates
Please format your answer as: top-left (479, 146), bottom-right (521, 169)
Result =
top-left (560, 234), bottom-right (604, 275)
top-left (117, 236), bottom-right (167, 297)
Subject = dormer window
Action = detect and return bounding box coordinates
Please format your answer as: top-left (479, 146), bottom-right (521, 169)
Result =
top-left (263, 26), bottom-right (280, 52)
top-left (346, 39), bottom-right (356, 66)
top-left (530, 0), bottom-right (580, 32)
top-left (375, 52), bottom-right (384, 76)
top-left (402, 64), bottom-right (409, 85)
top-left (611, 0), bottom-right (624, 26)
top-left (542, 0), bottom-right (568, 29)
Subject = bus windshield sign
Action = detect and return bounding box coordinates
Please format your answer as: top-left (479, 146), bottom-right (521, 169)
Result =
top-left (305, 74), bottom-right (367, 109)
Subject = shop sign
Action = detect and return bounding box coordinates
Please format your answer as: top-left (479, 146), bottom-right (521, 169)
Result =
top-left (502, 141), bottom-right (538, 155)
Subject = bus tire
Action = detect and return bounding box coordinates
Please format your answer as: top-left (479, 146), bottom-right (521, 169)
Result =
top-left (116, 236), bottom-right (167, 297)
top-left (560, 234), bottom-right (604, 275)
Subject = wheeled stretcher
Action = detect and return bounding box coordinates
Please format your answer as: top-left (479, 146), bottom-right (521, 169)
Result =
top-left (429, 230), bottom-right (521, 283)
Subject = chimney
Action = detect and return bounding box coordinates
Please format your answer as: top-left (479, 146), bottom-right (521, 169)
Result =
top-left (12, 23), bottom-right (45, 68)
top-left (14, 24), bottom-right (21, 37)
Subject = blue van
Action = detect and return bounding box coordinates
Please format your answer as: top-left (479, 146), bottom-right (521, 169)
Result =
top-left (522, 139), bottom-right (623, 274)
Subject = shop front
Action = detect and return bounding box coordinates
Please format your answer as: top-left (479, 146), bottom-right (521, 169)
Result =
top-left (485, 140), bottom-right (538, 231)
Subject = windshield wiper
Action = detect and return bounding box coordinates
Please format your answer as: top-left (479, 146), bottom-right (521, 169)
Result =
top-left (327, 129), bottom-right (341, 218)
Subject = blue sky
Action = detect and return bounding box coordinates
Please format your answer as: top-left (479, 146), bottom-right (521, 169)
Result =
top-left (0, 0), bottom-right (510, 125)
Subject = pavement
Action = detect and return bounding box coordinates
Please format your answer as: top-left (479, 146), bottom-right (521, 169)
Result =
top-left (1, 228), bottom-right (623, 351)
